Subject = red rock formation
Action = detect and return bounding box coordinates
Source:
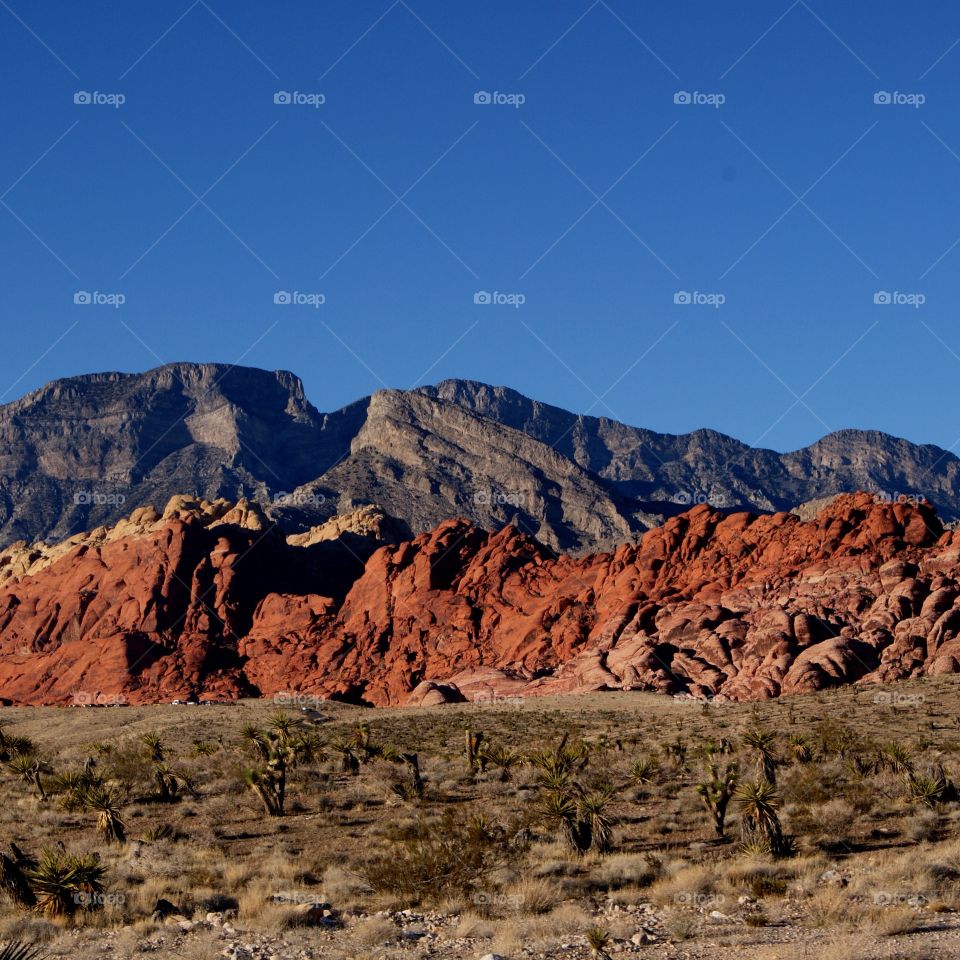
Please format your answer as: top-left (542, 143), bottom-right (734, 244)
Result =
top-left (0, 493), bottom-right (956, 706)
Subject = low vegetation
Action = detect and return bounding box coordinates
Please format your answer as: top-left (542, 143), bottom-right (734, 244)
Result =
top-left (0, 678), bottom-right (958, 958)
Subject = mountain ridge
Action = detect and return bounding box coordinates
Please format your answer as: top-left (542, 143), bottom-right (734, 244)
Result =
top-left (0, 362), bottom-right (957, 552)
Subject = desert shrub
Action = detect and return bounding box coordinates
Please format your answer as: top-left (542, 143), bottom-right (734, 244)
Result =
top-left (361, 811), bottom-right (524, 904)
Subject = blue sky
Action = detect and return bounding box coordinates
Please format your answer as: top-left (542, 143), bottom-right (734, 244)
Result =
top-left (2, 1), bottom-right (960, 452)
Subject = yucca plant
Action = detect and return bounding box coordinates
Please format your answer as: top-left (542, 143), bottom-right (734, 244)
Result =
top-left (140, 733), bottom-right (165, 764)
top-left (906, 764), bottom-right (958, 807)
top-left (5, 755), bottom-right (49, 801)
top-left (390, 753), bottom-right (425, 801)
top-left (697, 761), bottom-right (738, 838)
top-left (579, 787), bottom-right (616, 854)
top-left (742, 728), bottom-right (778, 785)
top-left (540, 789), bottom-right (591, 854)
top-left (788, 734), bottom-right (813, 764)
top-left (528, 733), bottom-right (589, 787)
top-left (629, 755), bottom-right (659, 786)
top-left (881, 742), bottom-right (914, 775)
top-left (149, 765), bottom-right (198, 804)
top-left (79, 785), bottom-right (126, 844)
top-left (0, 735), bottom-right (35, 763)
top-left (27, 848), bottom-right (105, 918)
top-left (586, 927), bottom-right (612, 960)
top-left (0, 941), bottom-right (46, 960)
top-left (52, 769), bottom-right (103, 811)
top-left (480, 742), bottom-right (521, 781)
top-left (736, 780), bottom-right (789, 857)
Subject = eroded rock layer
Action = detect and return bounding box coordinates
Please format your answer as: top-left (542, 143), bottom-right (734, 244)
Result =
top-left (0, 493), bottom-right (957, 706)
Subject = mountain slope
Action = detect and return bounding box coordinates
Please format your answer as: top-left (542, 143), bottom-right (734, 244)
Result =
top-left (0, 363), bottom-right (958, 553)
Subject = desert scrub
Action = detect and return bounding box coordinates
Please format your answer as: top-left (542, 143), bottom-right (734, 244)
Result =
top-left (361, 810), bottom-right (526, 905)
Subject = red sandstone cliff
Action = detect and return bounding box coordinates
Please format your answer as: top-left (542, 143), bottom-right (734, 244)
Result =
top-left (0, 493), bottom-right (957, 706)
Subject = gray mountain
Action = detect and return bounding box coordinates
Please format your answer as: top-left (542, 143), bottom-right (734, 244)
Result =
top-left (0, 364), bottom-right (955, 553)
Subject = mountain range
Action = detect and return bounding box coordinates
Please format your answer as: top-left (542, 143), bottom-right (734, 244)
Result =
top-left (0, 362), bottom-right (956, 552)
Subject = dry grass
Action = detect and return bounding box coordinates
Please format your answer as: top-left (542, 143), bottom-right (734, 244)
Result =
top-left (0, 678), bottom-right (959, 956)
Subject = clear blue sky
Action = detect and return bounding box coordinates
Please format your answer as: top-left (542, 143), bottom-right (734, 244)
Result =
top-left (2, 0), bottom-right (959, 453)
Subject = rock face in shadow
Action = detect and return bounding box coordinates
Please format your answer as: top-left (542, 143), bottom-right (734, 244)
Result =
top-left (1, 493), bottom-right (959, 707)
top-left (2, 364), bottom-right (960, 555)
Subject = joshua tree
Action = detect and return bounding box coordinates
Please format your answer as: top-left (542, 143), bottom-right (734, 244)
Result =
top-left (465, 729), bottom-right (485, 773)
top-left (736, 780), bottom-right (789, 857)
top-left (742, 728), bottom-right (778, 785)
top-left (697, 760), bottom-right (738, 838)
top-left (0, 853), bottom-right (36, 909)
top-left (150, 765), bottom-right (198, 804)
top-left (241, 714), bottom-right (315, 816)
top-left (538, 779), bottom-right (615, 856)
